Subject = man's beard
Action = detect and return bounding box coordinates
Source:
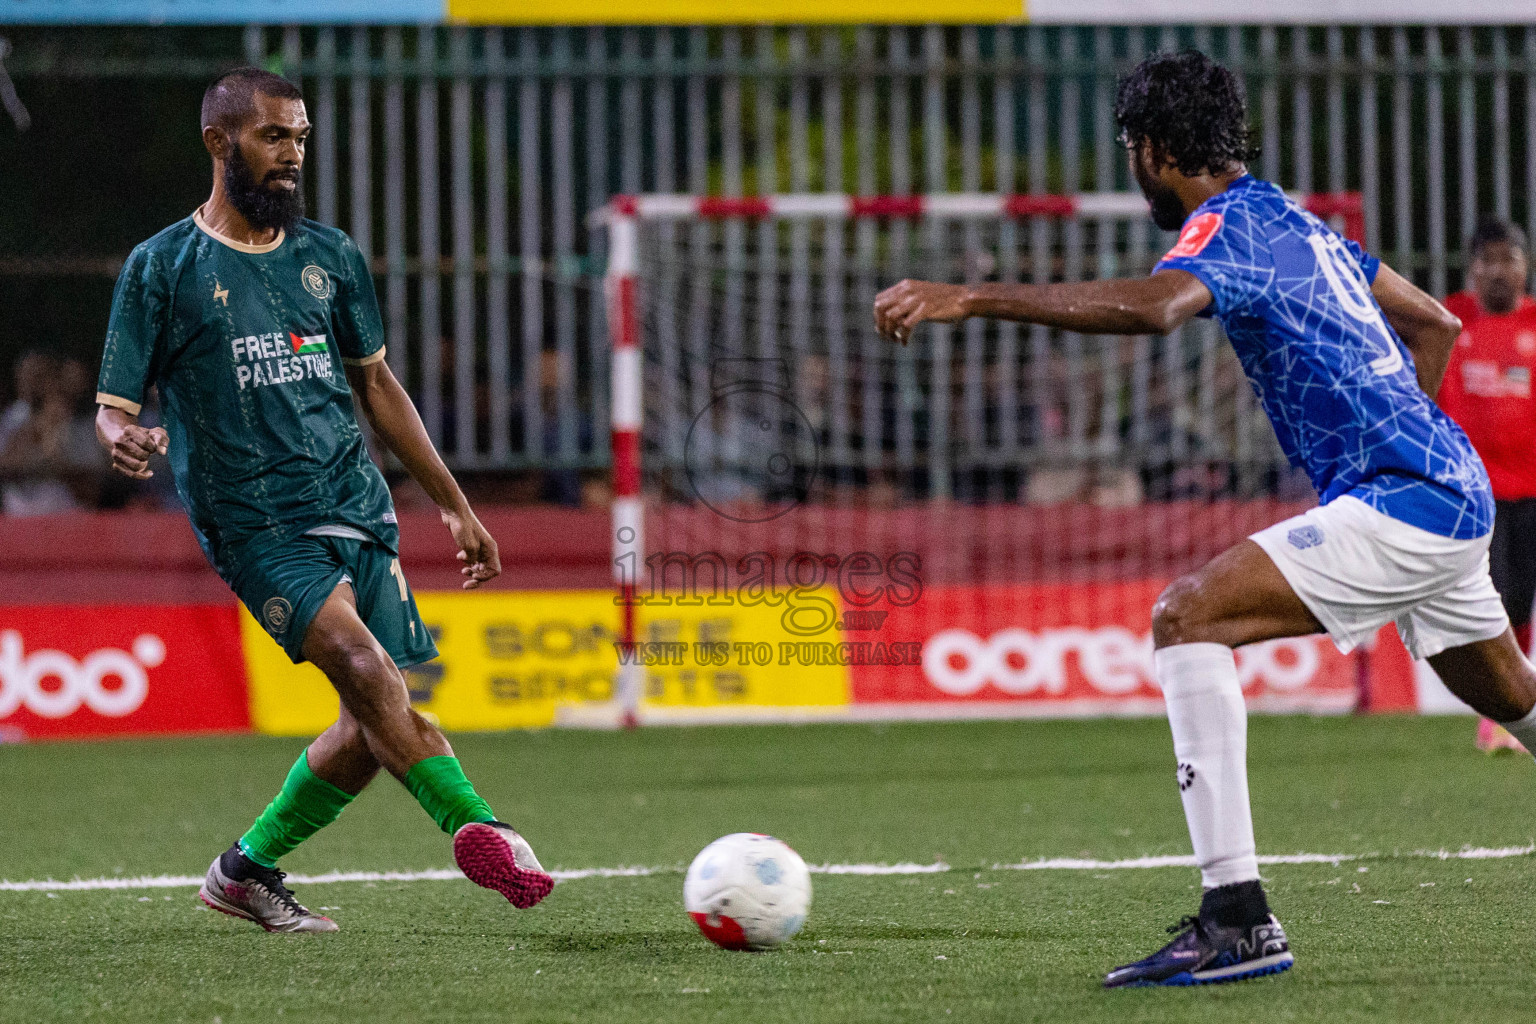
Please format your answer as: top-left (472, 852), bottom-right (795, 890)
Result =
top-left (224, 143), bottom-right (305, 232)
top-left (1480, 280), bottom-right (1519, 315)
top-left (1133, 157), bottom-right (1189, 232)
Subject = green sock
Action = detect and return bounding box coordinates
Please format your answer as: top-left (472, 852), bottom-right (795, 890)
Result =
top-left (402, 755), bottom-right (496, 835)
top-left (238, 751), bottom-right (356, 868)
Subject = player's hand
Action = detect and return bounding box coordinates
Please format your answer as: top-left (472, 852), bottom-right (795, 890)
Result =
top-left (109, 424), bottom-right (168, 480)
top-left (874, 279), bottom-right (972, 344)
top-left (442, 505), bottom-right (501, 589)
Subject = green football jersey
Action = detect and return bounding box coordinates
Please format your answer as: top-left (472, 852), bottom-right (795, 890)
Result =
top-left (98, 208), bottom-right (398, 573)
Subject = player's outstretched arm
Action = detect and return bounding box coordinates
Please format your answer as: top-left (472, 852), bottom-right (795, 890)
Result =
top-left (1370, 263), bottom-right (1463, 400)
top-left (95, 405), bottom-right (168, 480)
top-left (344, 360), bottom-right (501, 589)
top-left (873, 270), bottom-right (1213, 344)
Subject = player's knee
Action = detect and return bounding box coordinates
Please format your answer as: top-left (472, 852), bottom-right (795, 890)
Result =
top-left (1152, 575), bottom-right (1214, 648)
top-left (323, 644), bottom-right (397, 714)
top-left (343, 645), bottom-right (390, 682)
top-left (1490, 659), bottom-right (1536, 721)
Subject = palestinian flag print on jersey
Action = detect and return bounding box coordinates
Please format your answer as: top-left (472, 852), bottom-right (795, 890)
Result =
top-left (290, 332), bottom-right (328, 355)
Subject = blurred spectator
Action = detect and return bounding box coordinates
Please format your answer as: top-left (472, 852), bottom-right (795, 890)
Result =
top-left (0, 349), bottom-right (52, 451)
top-left (1023, 340), bottom-right (1144, 508)
top-left (482, 349), bottom-right (600, 508)
top-left (1437, 217), bottom-right (1536, 754)
top-left (540, 349), bottom-right (595, 507)
top-left (60, 356), bottom-right (94, 416)
top-left (0, 352), bottom-right (104, 515)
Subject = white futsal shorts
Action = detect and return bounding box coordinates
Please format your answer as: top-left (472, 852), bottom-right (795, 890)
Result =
top-left (1249, 495), bottom-right (1509, 660)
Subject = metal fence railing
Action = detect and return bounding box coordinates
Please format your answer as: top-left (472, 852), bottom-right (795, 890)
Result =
top-left (606, 193), bottom-right (1372, 505)
top-left (10, 24), bottom-right (1536, 474)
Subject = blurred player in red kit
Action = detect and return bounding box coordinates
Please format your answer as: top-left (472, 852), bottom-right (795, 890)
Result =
top-left (1440, 218), bottom-right (1536, 753)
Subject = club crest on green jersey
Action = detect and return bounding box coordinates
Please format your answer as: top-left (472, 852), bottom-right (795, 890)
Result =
top-left (301, 264), bottom-right (331, 300)
top-left (263, 597), bottom-right (293, 634)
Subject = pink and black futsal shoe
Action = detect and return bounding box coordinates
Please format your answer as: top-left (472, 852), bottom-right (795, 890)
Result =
top-left (453, 821), bottom-right (555, 909)
top-left (1477, 718), bottom-right (1528, 754)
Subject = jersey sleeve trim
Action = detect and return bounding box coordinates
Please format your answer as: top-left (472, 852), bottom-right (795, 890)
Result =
top-left (342, 346), bottom-right (387, 367)
top-left (97, 392), bottom-right (143, 416)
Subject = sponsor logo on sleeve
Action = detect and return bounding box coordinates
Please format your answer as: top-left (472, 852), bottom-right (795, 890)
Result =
top-left (1164, 211), bottom-right (1223, 260)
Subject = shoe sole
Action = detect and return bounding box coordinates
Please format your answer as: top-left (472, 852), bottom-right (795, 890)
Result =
top-left (453, 823), bottom-right (555, 909)
top-left (197, 883), bottom-right (338, 934)
top-left (1122, 952), bottom-right (1294, 988)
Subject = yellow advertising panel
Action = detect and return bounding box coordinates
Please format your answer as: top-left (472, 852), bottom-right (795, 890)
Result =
top-left (447, 0), bottom-right (1025, 25)
top-left (632, 588), bottom-right (849, 710)
top-left (243, 588), bottom-right (849, 735)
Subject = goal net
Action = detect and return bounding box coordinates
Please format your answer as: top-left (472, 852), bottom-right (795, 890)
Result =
top-left (596, 191), bottom-right (1370, 726)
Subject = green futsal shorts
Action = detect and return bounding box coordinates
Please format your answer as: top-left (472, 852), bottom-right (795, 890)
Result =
top-left (225, 532), bottom-right (439, 668)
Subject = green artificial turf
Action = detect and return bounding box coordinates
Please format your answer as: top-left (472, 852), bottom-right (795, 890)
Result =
top-left (1, 716), bottom-right (1533, 1023)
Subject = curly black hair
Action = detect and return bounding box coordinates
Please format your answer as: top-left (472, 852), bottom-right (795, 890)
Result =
top-left (1114, 51), bottom-right (1257, 176)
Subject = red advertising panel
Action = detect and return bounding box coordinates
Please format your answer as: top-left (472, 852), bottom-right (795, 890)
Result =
top-left (0, 606), bottom-right (250, 740)
top-left (850, 582), bottom-right (1364, 715)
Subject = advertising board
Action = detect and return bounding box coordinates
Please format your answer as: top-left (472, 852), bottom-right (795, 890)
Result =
top-left (0, 605), bottom-right (250, 740)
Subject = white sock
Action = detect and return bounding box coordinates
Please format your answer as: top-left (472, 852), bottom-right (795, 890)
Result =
top-left (1498, 702), bottom-right (1536, 760)
top-left (1155, 642), bottom-right (1261, 889)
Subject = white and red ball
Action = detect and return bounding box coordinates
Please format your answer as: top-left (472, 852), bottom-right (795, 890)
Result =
top-left (684, 833), bottom-right (811, 950)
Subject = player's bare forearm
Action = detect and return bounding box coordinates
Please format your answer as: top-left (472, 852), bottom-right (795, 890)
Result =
top-left (873, 270), bottom-right (1213, 343)
top-left (346, 360), bottom-right (465, 511)
top-left (94, 404), bottom-right (168, 480)
top-left (345, 360), bottom-right (501, 587)
top-left (1371, 263), bottom-right (1462, 399)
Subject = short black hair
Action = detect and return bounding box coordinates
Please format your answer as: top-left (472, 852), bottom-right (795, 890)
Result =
top-left (1114, 51), bottom-right (1257, 177)
top-left (1470, 217), bottom-right (1528, 257)
top-left (201, 67), bottom-right (302, 133)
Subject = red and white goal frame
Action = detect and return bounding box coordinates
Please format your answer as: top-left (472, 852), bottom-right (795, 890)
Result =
top-left (598, 189), bottom-right (1364, 727)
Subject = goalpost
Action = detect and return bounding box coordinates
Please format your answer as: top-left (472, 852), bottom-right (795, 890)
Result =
top-left (590, 189), bottom-right (1365, 728)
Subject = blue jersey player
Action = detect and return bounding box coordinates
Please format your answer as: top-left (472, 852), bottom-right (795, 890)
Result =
top-left (875, 51), bottom-right (1536, 988)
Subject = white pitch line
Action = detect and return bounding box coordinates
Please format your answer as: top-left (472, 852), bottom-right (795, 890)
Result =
top-left (1414, 843), bottom-right (1536, 860)
top-left (2, 845), bottom-right (1531, 894)
top-left (812, 862), bottom-right (952, 875)
top-left (995, 845), bottom-right (1536, 872)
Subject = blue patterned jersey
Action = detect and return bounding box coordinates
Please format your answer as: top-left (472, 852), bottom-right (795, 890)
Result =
top-left (1154, 175), bottom-right (1492, 539)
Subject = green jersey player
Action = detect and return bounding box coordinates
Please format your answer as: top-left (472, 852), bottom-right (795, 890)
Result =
top-left (95, 68), bottom-right (553, 932)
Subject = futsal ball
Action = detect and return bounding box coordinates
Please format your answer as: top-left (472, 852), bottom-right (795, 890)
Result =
top-left (684, 833), bottom-right (812, 950)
